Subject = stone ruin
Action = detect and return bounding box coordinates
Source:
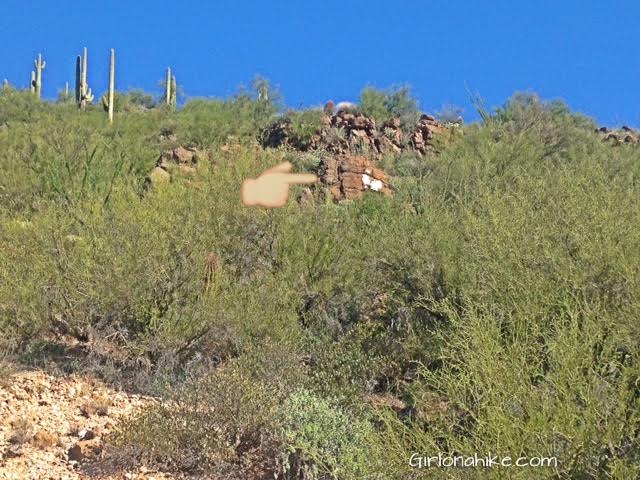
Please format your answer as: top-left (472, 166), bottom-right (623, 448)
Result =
top-left (262, 105), bottom-right (459, 202)
top-left (261, 108), bottom-right (454, 159)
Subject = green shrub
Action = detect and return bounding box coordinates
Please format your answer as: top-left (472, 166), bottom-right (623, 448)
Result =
top-left (277, 389), bottom-right (384, 479)
top-left (111, 341), bottom-right (307, 475)
top-left (359, 85), bottom-right (420, 130)
top-left (100, 90), bottom-right (158, 112)
top-left (494, 92), bottom-right (596, 132)
top-left (0, 88), bottom-right (51, 124)
top-left (436, 104), bottom-right (464, 124)
top-left (287, 108), bottom-right (325, 148)
top-left (174, 95), bottom-right (277, 147)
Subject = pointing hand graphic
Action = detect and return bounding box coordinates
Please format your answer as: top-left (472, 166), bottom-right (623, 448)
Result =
top-left (241, 162), bottom-right (318, 208)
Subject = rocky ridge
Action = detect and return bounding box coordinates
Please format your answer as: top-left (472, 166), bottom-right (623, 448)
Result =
top-left (262, 109), bottom-right (455, 158)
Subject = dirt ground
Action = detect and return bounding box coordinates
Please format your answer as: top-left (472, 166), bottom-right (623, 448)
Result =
top-left (0, 367), bottom-right (176, 480)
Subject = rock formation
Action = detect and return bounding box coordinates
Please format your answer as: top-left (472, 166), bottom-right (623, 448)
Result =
top-left (410, 114), bottom-right (449, 155)
top-left (145, 146), bottom-right (204, 190)
top-left (262, 109), bottom-right (451, 158)
top-left (319, 154), bottom-right (392, 201)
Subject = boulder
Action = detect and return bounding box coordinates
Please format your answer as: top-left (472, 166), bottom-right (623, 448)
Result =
top-left (262, 118), bottom-right (292, 148)
top-left (341, 172), bottom-right (364, 190)
top-left (67, 439), bottom-right (102, 462)
top-left (158, 146), bottom-right (200, 169)
top-left (145, 145), bottom-right (205, 191)
top-left (172, 146), bottom-right (198, 165)
top-left (77, 428), bottom-right (96, 441)
top-left (384, 118), bottom-right (401, 129)
top-left (352, 114), bottom-right (369, 129)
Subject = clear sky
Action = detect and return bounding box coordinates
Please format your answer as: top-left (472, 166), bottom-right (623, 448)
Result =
top-left (1, 0), bottom-right (638, 126)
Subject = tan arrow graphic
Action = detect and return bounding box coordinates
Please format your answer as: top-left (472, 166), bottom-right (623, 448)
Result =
top-left (241, 161), bottom-right (317, 208)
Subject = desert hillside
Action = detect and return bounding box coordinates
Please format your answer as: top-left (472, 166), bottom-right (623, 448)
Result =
top-left (1, 84), bottom-right (639, 479)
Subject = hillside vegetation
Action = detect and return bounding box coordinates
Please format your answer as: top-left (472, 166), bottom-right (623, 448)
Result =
top-left (0, 84), bottom-right (639, 479)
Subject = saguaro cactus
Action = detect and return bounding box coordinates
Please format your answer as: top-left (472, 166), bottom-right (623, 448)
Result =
top-left (75, 57), bottom-right (81, 103)
top-left (107, 48), bottom-right (115, 122)
top-left (165, 67), bottom-right (172, 106)
top-left (164, 67), bottom-right (177, 109)
top-left (33, 54), bottom-right (46, 98)
top-left (30, 71), bottom-right (36, 94)
top-left (75, 47), bottom-right (93, 110)
top-left (170, 74), bottom-right (177, 108)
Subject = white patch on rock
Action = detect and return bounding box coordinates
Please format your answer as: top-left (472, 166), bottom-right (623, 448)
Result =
top-left (370, 179), bottom-right (383, 191)
top-left (335, 101), bottom-right (357, 112)
top-left (362, 173), bottom-right (372, 186)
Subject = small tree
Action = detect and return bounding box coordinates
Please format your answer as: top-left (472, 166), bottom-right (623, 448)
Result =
top-left (127, 89), bottom-right (157, 109)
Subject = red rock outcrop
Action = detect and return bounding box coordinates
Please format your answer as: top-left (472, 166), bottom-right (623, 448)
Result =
top-left (319, 154), bottom-right (392, 201)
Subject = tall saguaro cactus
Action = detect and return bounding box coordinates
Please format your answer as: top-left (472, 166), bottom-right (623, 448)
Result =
top-left (107, 48), bottom-right (115, 122)
top-left (75, 57), bottom-right (81, 103)
top-left (30, 71), bottom-right (36, 94)
top-left (165, 67), bottom-right (177, 109)
top-left (33, 54), bottom-right (46, 98)
top-left (75, 47), bottom-right (94, 110)
top-left (165, 67), bottom-right (172, 106)
top-left (170, 74), bottom-right (177, 108)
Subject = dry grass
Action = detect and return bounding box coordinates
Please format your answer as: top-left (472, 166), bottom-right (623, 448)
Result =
top-left (80, 396), bottom-right (111, 417)
top-left (8, 417), bottom-right (34, 445)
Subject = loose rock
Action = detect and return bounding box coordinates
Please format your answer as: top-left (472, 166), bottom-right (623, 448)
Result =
top-left (67, 439), bottom-right (102, 462)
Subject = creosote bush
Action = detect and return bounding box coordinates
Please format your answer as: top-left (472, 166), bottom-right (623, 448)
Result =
top-left (359, 85), bottom-right (420, 130)
top-left (287, 108), bottom-right (326, 148)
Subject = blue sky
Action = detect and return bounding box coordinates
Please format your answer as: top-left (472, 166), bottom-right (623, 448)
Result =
top-left (1, 0), bottom-right (638, 126)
